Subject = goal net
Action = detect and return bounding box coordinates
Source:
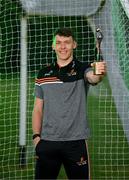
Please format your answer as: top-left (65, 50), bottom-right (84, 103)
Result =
top-left (0, 0), bottom-right (129, 179)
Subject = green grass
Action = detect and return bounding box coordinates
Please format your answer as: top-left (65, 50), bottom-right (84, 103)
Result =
top-left (0, 75), bottom-right (129, 179)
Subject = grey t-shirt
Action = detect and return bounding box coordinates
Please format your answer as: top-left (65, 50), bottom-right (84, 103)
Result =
top-left (35, 59), bottom-right (92, 141)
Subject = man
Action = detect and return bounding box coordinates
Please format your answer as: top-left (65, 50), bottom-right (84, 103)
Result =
top-left (32, 27), bottom-right (106, 179)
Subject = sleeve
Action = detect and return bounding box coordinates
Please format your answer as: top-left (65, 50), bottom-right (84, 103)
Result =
top-left (34, 85), bottom-right (44, 99)
top-left (82, 62), bottom-right (93, 82)
top-left (34, 69), bottom-right (44, 99)
top-left (83, 62), bottom-right (97, 85)
top-left (84, 67), bottom-right (93, 83)
top-left (84, 67), bottom-right (93, 74)
top-left (84, 66), bottom-right (98, 86)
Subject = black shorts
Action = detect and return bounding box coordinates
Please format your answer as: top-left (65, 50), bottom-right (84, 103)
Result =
top-left (35, 139), bottom-right (90, 179)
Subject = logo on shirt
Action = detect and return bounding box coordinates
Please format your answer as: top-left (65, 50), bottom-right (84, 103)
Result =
top-left (44, 70), bottom-right (53, 77)
top-left (67, 69), bottom-right (77, 76)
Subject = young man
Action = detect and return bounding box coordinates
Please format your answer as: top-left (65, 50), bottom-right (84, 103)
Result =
top-left (32, 27), bottom-right (106, 179)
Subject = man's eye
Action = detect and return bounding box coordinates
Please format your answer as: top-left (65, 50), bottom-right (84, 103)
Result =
top-left (65, 41), bottom-right (71, 44)
top-left (56, 42), bottom-right (60, 44)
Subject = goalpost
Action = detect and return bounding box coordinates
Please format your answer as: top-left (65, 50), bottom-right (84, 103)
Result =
top-left (19, 16), bottom-right (27, 166)
top-left (1, 0), bottom-right (129, 179)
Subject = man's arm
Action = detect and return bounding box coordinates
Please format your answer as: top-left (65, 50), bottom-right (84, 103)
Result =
top-left (32, 97), bottom-right (43, 147)
top-left (86, 61), bottom-right (106, 84)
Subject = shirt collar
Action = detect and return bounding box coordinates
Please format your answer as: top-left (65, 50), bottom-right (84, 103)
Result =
top-left (54, 57), bottom-right (76, 72)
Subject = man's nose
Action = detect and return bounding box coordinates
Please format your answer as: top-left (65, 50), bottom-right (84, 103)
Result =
top-left (60, 43), bottom-right (66, 49)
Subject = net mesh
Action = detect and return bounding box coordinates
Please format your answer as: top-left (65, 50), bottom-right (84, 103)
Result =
top-left (112, 0), bottom-right (129, 90)
top-left (0, 0), bottom-right (129, 179)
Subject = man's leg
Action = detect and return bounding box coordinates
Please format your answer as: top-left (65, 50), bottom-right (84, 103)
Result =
top-left (35, 140), bottom-right (62, 179)
top-left (62, 140), bottom-right (90, 180)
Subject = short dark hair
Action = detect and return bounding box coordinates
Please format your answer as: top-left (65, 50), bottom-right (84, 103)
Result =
top-left (53, 27), bottom-right (76, 41)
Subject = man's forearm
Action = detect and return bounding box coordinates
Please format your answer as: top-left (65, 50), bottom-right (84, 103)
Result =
top-left (86, 70), bottom-right (104, 84)
top-left (32, 110), bottom-right (43, 146)
top-left (32, 110), bottom-right (42, 135)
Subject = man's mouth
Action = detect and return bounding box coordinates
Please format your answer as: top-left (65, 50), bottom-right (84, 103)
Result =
top-left (60, 51), bottom-right (67, 55)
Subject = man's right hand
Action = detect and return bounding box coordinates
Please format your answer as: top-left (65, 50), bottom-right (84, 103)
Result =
top-left (33, 136), bottom-right (41, 147)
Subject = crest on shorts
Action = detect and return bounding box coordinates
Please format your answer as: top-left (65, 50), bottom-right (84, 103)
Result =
top-left (76, 156), bottom-right (87, 166)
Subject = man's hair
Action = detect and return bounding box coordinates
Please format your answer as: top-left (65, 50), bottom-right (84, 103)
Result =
top-left (53, 27), bottom-right (76, 41)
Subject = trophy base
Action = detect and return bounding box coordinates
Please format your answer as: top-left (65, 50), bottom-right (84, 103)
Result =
top-left (93, 62), bottom-right (103, 75)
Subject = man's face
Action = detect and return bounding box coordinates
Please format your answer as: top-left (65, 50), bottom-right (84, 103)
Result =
top-left (52, 35), bottom-right (77, 62)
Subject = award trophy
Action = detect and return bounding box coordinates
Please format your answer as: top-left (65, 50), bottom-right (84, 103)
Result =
top-left (94, 27), bottom-right (104, 75)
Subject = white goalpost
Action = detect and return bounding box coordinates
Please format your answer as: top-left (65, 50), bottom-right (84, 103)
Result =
top-left (19, 16), bottom-right (27, 166)
top-left (1, 0), bottom-right (129, 179)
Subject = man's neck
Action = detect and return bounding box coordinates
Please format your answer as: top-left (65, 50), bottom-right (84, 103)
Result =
top-left (57, 56), bottom-right (73, 67)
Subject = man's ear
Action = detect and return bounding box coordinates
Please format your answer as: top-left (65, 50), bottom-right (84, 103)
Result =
top-left (73, 41), bottom-right (77, 49)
